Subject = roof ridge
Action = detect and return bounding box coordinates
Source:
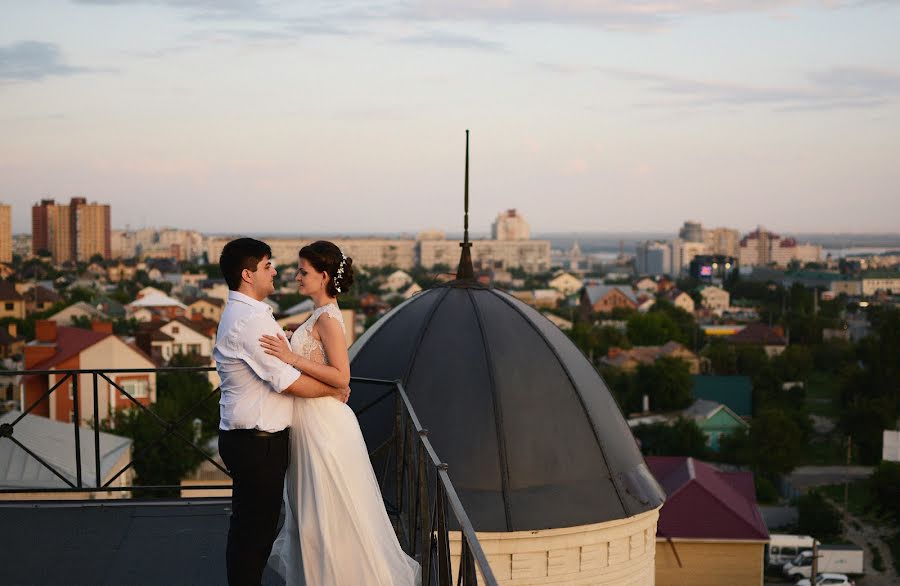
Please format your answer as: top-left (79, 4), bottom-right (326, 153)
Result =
top-left (690, 465), bottom-right (767, 538)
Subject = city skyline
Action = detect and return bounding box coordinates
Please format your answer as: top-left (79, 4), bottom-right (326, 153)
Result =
top-left (2, 1), bottom-right (900, 235)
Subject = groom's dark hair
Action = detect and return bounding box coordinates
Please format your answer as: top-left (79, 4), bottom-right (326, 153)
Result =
top-left (220, 238), bottom-right (273, 291)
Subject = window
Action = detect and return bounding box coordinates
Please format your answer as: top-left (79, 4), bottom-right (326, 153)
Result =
top-left (4, 303), bottom-right (12, 310)
top-left (187, 344), bottom-right (201, 355)
top-left (783, 547), bottom-right (797, 557)
top-left (120, 379), bottom-right (149, 399)
top-left (172, 326), bottom-right (180, 334)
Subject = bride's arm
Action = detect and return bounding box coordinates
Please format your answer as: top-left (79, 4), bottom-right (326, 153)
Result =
top-left (259, 318), bottom-right (350, 388)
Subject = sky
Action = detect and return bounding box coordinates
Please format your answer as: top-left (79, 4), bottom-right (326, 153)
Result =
top-left (2, 0), bottom-right (899, 236)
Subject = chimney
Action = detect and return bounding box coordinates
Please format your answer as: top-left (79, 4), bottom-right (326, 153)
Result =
top-left (91, 321), bottom-right (113, 334)
top-left (35, 320), bottom-right (58, 343)
top-left (7, 323), bottom-right (16, 338)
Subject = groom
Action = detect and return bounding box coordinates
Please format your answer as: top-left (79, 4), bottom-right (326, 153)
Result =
top-left (214, 237), bottom-right (350, 585)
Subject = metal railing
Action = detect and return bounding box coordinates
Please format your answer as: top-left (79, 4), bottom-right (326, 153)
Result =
top-left (0, 367), bottom-right (497, 586)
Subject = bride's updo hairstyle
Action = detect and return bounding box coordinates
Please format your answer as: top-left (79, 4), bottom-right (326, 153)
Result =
top-left (299, 240), bottom-right (355, 297)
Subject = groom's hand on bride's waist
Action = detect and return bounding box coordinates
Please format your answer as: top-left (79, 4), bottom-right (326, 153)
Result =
top-left (334, 386), bottom-right (351, 403)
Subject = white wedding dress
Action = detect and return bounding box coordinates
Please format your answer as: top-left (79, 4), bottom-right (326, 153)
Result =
top-left (269, 303), bottom-right (421, 586)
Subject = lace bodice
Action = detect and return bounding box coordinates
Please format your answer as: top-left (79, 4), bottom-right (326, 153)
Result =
top-left (289, 303), bottom-right (344, 366)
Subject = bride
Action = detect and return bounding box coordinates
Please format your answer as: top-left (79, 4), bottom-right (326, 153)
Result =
top-left (261, 240), bottom-right (420, 585)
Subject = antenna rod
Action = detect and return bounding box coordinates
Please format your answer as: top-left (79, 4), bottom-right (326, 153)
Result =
top-left (464, 129), bottom-right (469, 245)
top-left (456, 130), bottom-right (474, 281)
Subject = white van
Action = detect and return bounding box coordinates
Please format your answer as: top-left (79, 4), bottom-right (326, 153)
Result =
top-left (767, 534), bottom-right (816, 567)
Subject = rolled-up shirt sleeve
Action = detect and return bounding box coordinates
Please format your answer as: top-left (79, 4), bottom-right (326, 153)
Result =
top-left (232, 314), bottom-right (301, 393)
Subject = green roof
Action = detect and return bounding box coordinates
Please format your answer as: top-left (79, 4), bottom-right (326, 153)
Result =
top-left (691, 375), bottom-right (752, 418)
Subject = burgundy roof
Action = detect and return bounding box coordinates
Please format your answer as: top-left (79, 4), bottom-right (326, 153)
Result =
top-left (0, 281), bottom-right (23, 301)
top-left (728, 323), bottom-right (787, 346)
top-left (647, 456), bottom-right (769, 541)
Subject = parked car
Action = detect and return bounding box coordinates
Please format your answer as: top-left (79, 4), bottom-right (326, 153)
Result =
top-left (796, 572), bottom-right (855, 586)
top-left (783, 546), bottom-right (864, 580)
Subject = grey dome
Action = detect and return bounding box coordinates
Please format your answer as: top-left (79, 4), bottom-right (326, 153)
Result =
top-left (349, 281), bottom-right (665, 532)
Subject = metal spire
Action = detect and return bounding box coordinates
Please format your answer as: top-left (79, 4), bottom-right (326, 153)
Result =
top-left (457, 130), bottom-right (474, 280)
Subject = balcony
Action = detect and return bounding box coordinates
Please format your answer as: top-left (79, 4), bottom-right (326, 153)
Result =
top-left (0, 367), bottom-right (497, 585)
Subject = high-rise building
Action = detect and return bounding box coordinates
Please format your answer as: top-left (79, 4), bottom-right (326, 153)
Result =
top-left (704, 227), bottom-right (741, 258)
top-left (491, 209), bottom-right (530, 241)
top-left (739, 226), bottom-right (822, 267)
top-left (32, 197), bottom-right (111, 263)
top-left (0, 204), bottom-right (11, 263)
top-left (635, 241), bottom-right (671, 276)
top-left (678, 220), bottom-right (704, 243)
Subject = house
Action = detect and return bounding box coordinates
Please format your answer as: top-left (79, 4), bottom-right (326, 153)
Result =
top-left (727, 323), bottom-right (787, 357)
top-left (126, 293), bottom-right (188, 321)
top-left (691, 375), bottom-right (752, 419)
top-left (665, 289), bottom-right (695, 314)
top-left (0, 263), bottom-right (14, 279)
top-left (23, 285), bottom-right (62, 315)
top-left (0, 324), bottom-right (24, 359)
top-left (681, 399), bottom-right (749, 451)
top-left (186, 297), bottom-right (225, 323)
top-left (136, 286), bottom-right (167, 299)
top-left (136, 318), bottom-right (215, 364)
top-left (512, 289), bottom-right (562, 309)
top-left (548, 271), bottom-right (584, 296)
top-left (106, 260), bottom-right (139, 283)
top-left (580, 285), bottom-right (638, 317)
top-left (699, 286), bottom-right (730, 313)
top-left (22, 320), bottom-right (157, 424)
top-left (600, 342), bottom-right (703, 374)
top-left (381, 270), bottom-right (414, 293)
top-left (0, 410), bottom-right (133, 500)
top-left (48, 301), bottom-right (110, 326)
top-left (628, 399), bottom-right (749, 451)
top-left (648, 456), bottom-right (769, 585)
top-left (200, 280), bottom-right (230, 303)
top-left (634, 277), bottom-right (658, 294)
top-left (0, 281), bottom-right (25, 320)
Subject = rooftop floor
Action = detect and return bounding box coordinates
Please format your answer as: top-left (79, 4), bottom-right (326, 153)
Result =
top-left (0, 499), bottom-right (285, 586)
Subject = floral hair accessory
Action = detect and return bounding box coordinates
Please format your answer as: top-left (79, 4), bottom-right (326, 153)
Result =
top-left (334, 250), bottom-right (347, 293)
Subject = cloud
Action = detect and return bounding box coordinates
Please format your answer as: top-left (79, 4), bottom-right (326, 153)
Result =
top-left (392, 0), bottom-right (860, 31)
top-left (597, 65), bottom-right (900, 111)
top-left (395, 30), bottom-right (504, 51)
top-left (0, 41), bottom-right (101, 81)
top-left (74, 0), bottom-right (275, 21)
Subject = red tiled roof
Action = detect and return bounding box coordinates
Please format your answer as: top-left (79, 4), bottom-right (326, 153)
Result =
top-left (28, 326), bottom-right (111, 370)
top-left (647, 456), bottom-right (769, 541)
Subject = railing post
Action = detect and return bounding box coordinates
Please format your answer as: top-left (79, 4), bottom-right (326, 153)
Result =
top-left (394, 392), bottom-right (404, 532)
top-left (436, 466), bottom-right (452, 586)
top-left (71, 373), bottom-right (83, 488)
top-left (93, 372), bottom-right (101, 489)
top-left (418, 431), bottom-right (431, 577)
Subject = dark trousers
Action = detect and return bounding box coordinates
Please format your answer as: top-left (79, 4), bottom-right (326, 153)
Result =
top-left (219, 428), bottom-right (289, 586)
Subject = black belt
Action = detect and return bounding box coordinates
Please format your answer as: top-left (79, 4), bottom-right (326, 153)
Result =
top-left (221, 428), bottom-right (289, 439)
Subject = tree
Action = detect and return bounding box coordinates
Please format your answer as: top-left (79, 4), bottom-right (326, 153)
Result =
top-left (750, 408), bottom-right (805, 476)
top-left (634, 356), bottom-right (693, 411)
top-left (626, 312), bottom-right (683, 346)
top-left (103, 363), bottom-right (218, 496)
top-left (632, 418), bottom-right (710, 458)
top-left (869, 461), bottom-right (900, 522)
top-left (796, 491), bottom-right (843, 542)
top-left (704, 339), bottom-right (737, 375)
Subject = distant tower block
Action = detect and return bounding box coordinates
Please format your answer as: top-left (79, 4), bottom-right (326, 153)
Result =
top-left (492, 209), bottom-right (531, 241)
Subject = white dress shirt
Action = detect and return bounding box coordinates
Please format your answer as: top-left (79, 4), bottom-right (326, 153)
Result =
top-left (214, 290), bottom-right (299, 432)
